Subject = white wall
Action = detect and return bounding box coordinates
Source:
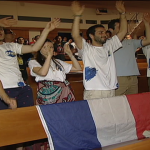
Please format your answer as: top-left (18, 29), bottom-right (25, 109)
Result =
top-left (0, 1), bottom-right (140, 30)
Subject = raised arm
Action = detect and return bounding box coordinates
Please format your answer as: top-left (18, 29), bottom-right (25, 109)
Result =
top-left (71, 1), bottom-right (85, 50)
top-left (21, 18), bottom-right (60, 54)
top-left (32, 45), bottom-right (53, 76)
top-left (0, 17), bottom-right (17, 27)
top-left (0, 80), bottom-right (17, 109)
top-left (64, 43), bottom-right (82, 71)
top-left (142, 13), bottom-right (150, 46)
top-left (116, 1), bottom-right (127, 41)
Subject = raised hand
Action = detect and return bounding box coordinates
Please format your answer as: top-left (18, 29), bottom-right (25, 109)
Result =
top-left (116, 1), bottom-right (125, 14)
top-left (143, 13), bottom-right (150, 24)
top-left (71, 1), bottom-right (85, 15)
top-left (0, 17), bottom-right (17, 27)
top-left (45, 18), bottom-right (60, 32)
top-left (64, 43), bottom-right (73, 56)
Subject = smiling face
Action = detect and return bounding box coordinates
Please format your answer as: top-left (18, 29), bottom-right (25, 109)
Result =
top-left (40, 42), bottom-right (54, 57)
top-left (91, 27), bottom-right (107, 44)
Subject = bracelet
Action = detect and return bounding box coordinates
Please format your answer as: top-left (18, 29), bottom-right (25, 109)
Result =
top-left (120, 12), bottom-right (126, 15)
top-left (74, 15), bottom-right (82, 17)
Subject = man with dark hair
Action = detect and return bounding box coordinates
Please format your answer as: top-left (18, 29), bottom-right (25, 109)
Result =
top-left (71, 1), bottom-right (127, 100)
top-left (86, 24), bottom-right (106, 43)
top-left (108, 13), bottom-right (150, 96)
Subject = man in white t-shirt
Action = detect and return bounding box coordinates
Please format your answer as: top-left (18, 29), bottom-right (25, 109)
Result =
top-left (0, 18), bottom-right (60, 109)
top-left (71, 1), bottom-right (127, 100)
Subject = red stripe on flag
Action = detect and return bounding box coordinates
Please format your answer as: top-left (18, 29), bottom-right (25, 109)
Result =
top-left (126, 92), bottom-right (150, 140)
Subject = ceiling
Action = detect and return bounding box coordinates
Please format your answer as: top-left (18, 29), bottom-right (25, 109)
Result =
top-left (21, 1), bottom-right (150, 13)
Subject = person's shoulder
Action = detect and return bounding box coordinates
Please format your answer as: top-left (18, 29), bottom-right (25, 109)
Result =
top-left (29, 58), bottom-right (37, 63)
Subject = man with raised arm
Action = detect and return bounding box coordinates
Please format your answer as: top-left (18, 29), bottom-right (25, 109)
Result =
top-left (108, 13), bottom-right (150, 95)
top-left (71, 1), bottom-right (127, 100)
top-left (0, 18), bottom-right (60, 109)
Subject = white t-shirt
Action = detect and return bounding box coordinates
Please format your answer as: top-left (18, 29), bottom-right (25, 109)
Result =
top-left (77, 35), bottom-right (122, 90)
top-left (142, 45), bottom-right (150, 77)
top-left (0, 43), bottom-right (24, 88)
top-left (28, 59), bottom-right (72, 82)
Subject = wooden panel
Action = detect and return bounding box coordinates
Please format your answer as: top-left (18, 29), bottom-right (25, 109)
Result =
top-left (112, 139), bottom-right (150, 150)
top-left (67, 72), bottom-right (84, 101)
top-left (0, 106), bottom-right (47, 147)
top-left (12, 29), bottom-right (29, 40)
top-left (8, 27), bottom-right (87, 42)
top-left (138, 76), bottom-right (149, 93)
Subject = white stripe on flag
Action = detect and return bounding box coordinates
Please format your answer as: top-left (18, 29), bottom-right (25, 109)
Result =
top-left (87, 95), bottom-right (138, 147)
top-left (36, 105), bottom-right (54, 150)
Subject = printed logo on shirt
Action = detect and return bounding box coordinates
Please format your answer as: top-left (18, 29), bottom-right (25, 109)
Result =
top-left (116, 83), bottom-right (119, 89)
top-left (5, 50), bottom-right (16, 57)
top-left (17, 56), bottom-right (23, 65)
top-left (85, 66), bottom-right (97, 81)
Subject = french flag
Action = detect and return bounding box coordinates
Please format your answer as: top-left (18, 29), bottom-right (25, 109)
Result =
top-left (36, 92), bottom-right (150, 150)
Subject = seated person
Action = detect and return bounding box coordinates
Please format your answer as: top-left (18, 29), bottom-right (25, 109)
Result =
top-left (54, 35), bottom-right (66, 61)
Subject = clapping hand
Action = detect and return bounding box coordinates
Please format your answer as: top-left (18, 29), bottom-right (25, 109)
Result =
top-left (64, 43), bottom-right (73, 56)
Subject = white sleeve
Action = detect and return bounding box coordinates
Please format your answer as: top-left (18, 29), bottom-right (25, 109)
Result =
top-left (58, 60), bottom-right (72, 74)
top-left (76, 38), bottom-right (87, 58)
top-left (105, 35), bottom-right (122, 52)
top-left (142, 45), bottom-right (150, 57)
top-left (28, 60), bottom-right (41, 77)
top-left (13, 43), bottom-right (23, 54)
top-left (76, 38), bottom-right (91, 58)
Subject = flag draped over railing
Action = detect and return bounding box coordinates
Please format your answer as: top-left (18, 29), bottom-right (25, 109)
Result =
top-left (36, 92), bottom-right (150, 150)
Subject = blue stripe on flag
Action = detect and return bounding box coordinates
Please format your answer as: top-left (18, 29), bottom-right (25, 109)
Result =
top-left (39, 100), bottom-right (101, 150)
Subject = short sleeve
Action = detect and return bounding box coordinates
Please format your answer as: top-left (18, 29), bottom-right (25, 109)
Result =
top-left (133, 39), bottom-right (142, 51)
top-left (76, 38), bottom-right (91, 58)
top-left (14, 43), bottom-right (23, 54)
top-left (58, 60), bottom-right (72, 74)
top-left (28, 60), bottom-right (41, 77)
top-left (105, 35), bottom-right (122, 52)
top-left (142, 45), bottom-right (150, 57)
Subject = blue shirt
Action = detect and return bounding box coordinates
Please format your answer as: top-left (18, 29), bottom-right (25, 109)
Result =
top-left (114, 39), bottom-right (142, 76)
